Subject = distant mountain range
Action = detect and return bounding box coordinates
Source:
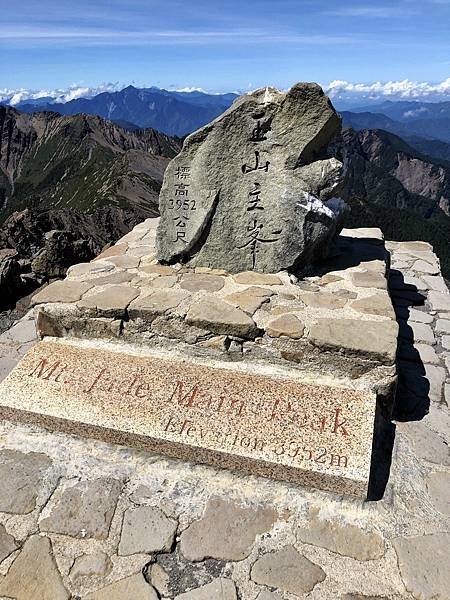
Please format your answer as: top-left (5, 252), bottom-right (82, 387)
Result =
top-left (9, 86), bottom-right (238, 137)
top-left (341, 99), bottom-right (450, 160)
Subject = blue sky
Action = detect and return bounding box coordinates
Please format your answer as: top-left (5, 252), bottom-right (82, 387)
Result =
top-left (1, 0), bottom-right (450, 96)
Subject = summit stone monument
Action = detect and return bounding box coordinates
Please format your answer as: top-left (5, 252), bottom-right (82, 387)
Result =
top-left (0, 83), bottom-right (400, 499)
top-left (156, 83), bottom-right (346, 273)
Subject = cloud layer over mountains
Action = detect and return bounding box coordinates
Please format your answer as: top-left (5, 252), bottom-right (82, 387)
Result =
top-left (2, 78), bottom-right (450, 109)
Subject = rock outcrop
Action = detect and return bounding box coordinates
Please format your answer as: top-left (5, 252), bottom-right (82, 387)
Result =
top-left (157, 83), bottom-right (346, 274)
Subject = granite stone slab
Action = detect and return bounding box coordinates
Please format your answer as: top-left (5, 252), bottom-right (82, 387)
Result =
top-left (0, 339), bottom-right (377, 497)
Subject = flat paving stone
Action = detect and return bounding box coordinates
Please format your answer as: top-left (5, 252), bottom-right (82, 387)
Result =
top-left (428, 291), bottom-right (450, 311)
top-left (308, 318), bottom-right (398, 363)
top-left (350, 294), bottom-right (395, 318)
top-left (128, 289), bottom-right (190, 321)
top-left (186, 296), bottom-right (259, 338)
top-left (94, 243), bottom-right (128, 260)
top-left (84, 573), bottom-right (158, 600)
top-left (0, 535), bottom-right (69, 600)
top-left (300, 293), bottom-right (347, 309)
top-left (174, 578), bottom-right (237, 600)
top-left (0, 319), bottom-right (37, 344)
top-left (0, 523), bottom-right (18, 562)
top-left (31, 280), bottom-right (94, 305)
top-left (406, 321), bottom-right (436, 344)
top-left (141, 264), bottom-right (176, 275)
top-left (39, 478), bottom-right (123, 539)
top-left (233, 271), bottom-right (282, 286)
top-left (77, 285), bottom-right (139, 317)
top-left (435, 319), bottom-right (450, 334)
top-left (408, 308), bottom-right (434, 324)
top-left (412, 260), bottom-right (440, 275)
top-left (422, 275), bottom-right (449, 293)
top-left (341, 595), bottom-right (390, 600)
top-left (389, 273), bottom-right (428, 291)
top-left (180, 273), bottom-right (225, 292)
top-left (118, 505), bottom-right (177, 555)
top-left (103, 254), bottom-right (140, 269)
top-left (297, 514), bottom-right (384, 560)
top-left (146, 275), bottom-right (178, 288)
top-left (250, 545), bottom-right (326, 595)
top-left (180, 497), bottom-right (276, 561)
top-left (442, 334), bottom-right (450, 350)
top-left (398, 341), bottom-right (440, 365)
top-left (70, 551), bottom-right (112, 581)
top-left (224, 287), bottom-right (274, 315)
top-left (266, 314), bottom-right (305, 339)
top-left (426, 471), bottom-right (450, 515)
top-left (393, 533), bottom-right (450, 600)
top-left (425, 364), bottom-right (446, 403)
top-left (351, 271), bottom-right (387, 289)
top-left (67, 262), bottom-right (114, 277)
top-left (0, 449), bottom-right (52, 514)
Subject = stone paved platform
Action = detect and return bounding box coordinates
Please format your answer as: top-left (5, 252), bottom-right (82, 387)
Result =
top-left (0, 223), bottom-right (448, 599)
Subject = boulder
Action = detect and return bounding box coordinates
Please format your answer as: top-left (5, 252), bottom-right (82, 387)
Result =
top-left (157, 83), bottom-right (346, 273)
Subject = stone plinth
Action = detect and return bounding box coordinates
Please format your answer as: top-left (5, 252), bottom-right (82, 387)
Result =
top-left (0, 338), bottom-right (376, 497)
top-left (0, 219), bottom-right (398, 497)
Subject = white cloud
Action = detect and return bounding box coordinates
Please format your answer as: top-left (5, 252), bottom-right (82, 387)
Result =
top-left (325, 78), bottom-right (450, 100)
top-left (1, 82), bottom-right (124, 105)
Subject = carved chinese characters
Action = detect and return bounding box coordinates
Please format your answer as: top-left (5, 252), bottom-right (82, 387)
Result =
top-left (156, 82), bottom-right (346, 274)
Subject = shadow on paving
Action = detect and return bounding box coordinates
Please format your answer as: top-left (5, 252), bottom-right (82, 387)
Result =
top-left (367, 269), bottom-right (430, 501)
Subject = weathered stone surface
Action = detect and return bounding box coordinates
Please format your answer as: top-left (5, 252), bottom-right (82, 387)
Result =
top-left (151, 316), bottom-right (209, 343)
top-left (422, 274), bottom-right (448, 292)
top-left (266, 314), bottom-right (305, 339)
top-left (32, 280), bottom-right (94, 305)
top-left (180, 497), bottom-right (276, 561)
top-left (257, 592), bottom-right (283, 600)
top-left (297, 514), bottom-right (384, 560)
top-left (350, 294), bottom-right (395, 318)
top-left (300, 292), bottom-right (347, 309)
top-left (70, 552), bottom-right (112, 580)
top-left (0, 535), bottom-right (69, 600)
top-left (118, 505), bottom-right (177, 555)
top-left (412, 259), bottom-right (440, 274)
top-left (399, 341), bottom-right (440, 365)
top-left (442, 334), bottom-right (450, 350)
top-left (308, 318), bottom-right (398, 363)
top-left (351, 271), bottom-right (387, 289)
top-left (39, 478), bottom-right (122, 539)
top-left (156, 83), bottom-right (345, 273)
top-left (152, 548), bottom-right (228, 597)
top-left (85, 573), bottom-right (158, 600)
top-left (180, 273), bottom-right (225, 292)
top-left (251, 545), bottom-right (325, 595)
top-left (146, 275), bottom-right (178, 288)
top-left (393, 533), bottom-right (450, 600)
top-left (0, 449), bottom-right (52, 514)
top-left (93, 242), bottom-right (128, 260)
top-left (428, 291), bottom-right (450, 311)
top-left (317, 273), bottom-right (344, 285)
top-left (77, 285), bottom-right (139, 317)
top-left (0, 319), bottom-right (37, 344)
top-left (427, 471), bottom-right (450, 515)
top-left (408, 308), bottom-right (434, 324)
top-left (224, 286), bottom-right (273, 314)
top-left (0, 523), bottom-right (17, 562)
top-left (341, 594), bottom-right (390, 600)
top-left (186, 296), bottom-right (259, 337)
top-left (409, 321), bottom-right (436, 344)
top-left (103, 254), bottom-right (140, 269)
top-left (128, 289), bottom-right (190, 321)
top-left (174, 578), bottom-right (237, 600)
top-left (142, 264), bottom-right (176, 275)
top-left (233, 271), bottom-right (282, 286)
top-left (67, 261), bottom-right (114, 277)
top-left (435, 318), bottom-right (450, 334)
top-left (389, 273), bottom-right (427, 291)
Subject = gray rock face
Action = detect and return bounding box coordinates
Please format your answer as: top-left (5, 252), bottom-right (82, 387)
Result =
top-left (156, 83), bottom-right (345, 274)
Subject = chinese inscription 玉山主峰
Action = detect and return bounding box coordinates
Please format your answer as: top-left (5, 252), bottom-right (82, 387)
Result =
top-left (239, 113), bottom-right (281, 269)
top-left (169, 166), bottom-right (196, 243)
